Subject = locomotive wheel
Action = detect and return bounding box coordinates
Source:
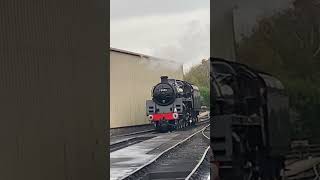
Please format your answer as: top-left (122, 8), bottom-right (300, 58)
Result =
top-left (187, 113), bottom-right (191, 127)
top-left (177, 120), bottom-right (180, 129)
top-left (173, 120), bottom-right (178, 130)
top-left (177, 120), bottom-right (181, 129)
top-left (192, 117), bottom-right (196, 125)
top-left (169, 125), bottom-right (174, 132)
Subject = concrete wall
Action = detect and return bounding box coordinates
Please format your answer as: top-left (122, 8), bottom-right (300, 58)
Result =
top-left (110, 49), bottom-right (184, 128)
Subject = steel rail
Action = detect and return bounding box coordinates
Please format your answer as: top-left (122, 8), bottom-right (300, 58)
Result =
top-left (111, 115), bottom-right (209, 139)
top-left (185, 146), bottom-right (211, 180)
top-left (120, 123), bottom-right (210, 180)
top-left (185, 125), bottom-right (211, 180)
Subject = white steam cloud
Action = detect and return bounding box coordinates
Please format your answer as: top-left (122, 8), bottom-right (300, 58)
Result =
top-left (111, 8), bottom-right (210, 73)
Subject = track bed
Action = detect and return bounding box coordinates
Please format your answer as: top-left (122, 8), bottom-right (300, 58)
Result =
top-left (123, 126), bottom-right (210, 180)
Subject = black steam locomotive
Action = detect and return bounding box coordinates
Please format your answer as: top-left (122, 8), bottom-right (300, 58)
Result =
top-left (146, 76), bottom-right (201, 132)
top-left (210, 58), bottom-right (291, 180)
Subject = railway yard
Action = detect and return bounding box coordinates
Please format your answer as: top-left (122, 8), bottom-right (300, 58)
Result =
top-left (110, 112), bottom-right (320, 180)
top-left (110, 113), bottom-right (210, 180)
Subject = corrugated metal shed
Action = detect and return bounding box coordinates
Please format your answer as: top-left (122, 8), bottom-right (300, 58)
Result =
top-left (110, 48), bottom-right (184, 128)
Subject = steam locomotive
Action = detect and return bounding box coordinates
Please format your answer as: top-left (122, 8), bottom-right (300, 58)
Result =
top-left (210, 58), bottom-right (291, 180)
top-left (146, 76), bottom-right (201, 132)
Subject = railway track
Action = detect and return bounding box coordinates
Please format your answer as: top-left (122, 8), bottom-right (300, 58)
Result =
top-left (121, 124), bottom-right (211, 180)
top-left (111, 111), bottom-right (210, 139)
top-left (111, 129), bottom-right (156, 139)
top-left (110, 117), bottom-right (210, 153)
top-left (185, 126), bottom-right (211, 180)
top-left (110, 136), bottom-right (156, 153)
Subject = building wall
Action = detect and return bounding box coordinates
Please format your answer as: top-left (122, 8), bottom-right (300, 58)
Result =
top-left (110, 49), bottom-right (184, 128)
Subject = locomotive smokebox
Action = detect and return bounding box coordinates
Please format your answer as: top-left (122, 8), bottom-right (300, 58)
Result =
top-left (160, 76), bottom-right (168, 83)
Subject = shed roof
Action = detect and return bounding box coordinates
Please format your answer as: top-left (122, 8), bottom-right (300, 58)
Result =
top-left (110, 47), bottom-right (182, 65)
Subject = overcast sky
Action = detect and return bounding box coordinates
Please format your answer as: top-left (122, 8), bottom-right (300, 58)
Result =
top-left (111, 0), bottom-right (210, 72)
top-left (111, 0), bottom-right (291, 73)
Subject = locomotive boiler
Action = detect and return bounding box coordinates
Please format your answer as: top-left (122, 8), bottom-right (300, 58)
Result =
top-left (146, 76), bottom-right (201, 132)
top-left (210, 58), bottom-right (291, 180)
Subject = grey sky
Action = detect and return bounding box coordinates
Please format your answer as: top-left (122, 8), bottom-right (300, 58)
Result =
top-left (111, 0), bottom-right (210, 72)
top-left (111, 0), bottom-right (292, 73)
top-left (111, 0), bottom-right (209, 20)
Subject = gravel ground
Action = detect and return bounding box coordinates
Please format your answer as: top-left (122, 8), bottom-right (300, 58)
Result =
top-left (124, 126), bottom-right (210, 180)
top-left (188, 151), bottom-right (211, 180)
top-left (187, 127), bottom-right (211, 180)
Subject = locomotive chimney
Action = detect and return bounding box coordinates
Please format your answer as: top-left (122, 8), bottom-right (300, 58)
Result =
top-left (160, 76), bottom-right (168, 83)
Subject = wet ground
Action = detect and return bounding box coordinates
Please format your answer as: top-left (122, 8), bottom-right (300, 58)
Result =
top-left (110, 122), bottom-right (209, 180)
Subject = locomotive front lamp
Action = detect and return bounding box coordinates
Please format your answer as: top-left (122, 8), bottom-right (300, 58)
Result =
top-left (173, 113), bottom-right (179, 119)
